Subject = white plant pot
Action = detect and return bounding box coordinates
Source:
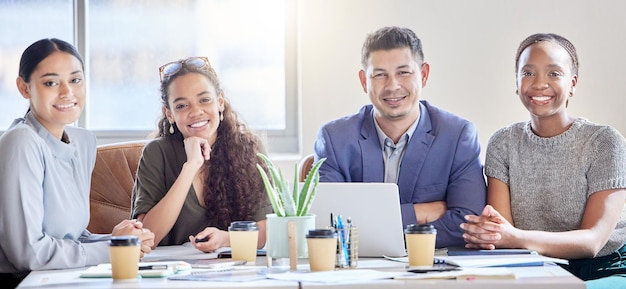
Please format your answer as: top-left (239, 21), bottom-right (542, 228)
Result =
top-left (266, 213), bottom-right (316, 259)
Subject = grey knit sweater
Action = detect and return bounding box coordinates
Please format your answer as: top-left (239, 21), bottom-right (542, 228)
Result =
top-left (485, 118), bottom-right (626, 257)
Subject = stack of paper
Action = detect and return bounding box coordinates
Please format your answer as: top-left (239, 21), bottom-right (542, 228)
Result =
top-left (266, 269), bottom-right (406, 283)
top-left (437, 254), bottom-right (568, 268)
top-left (396, 267), bottom-right (517, 280)
top-left (168, 267), bottom-right (268, 282)
top-left (445, 247), bottom-right (537, 256)
top-left (80, 261), bottom-right (191, 278)
top-left (385, 252), bottom-right (568, 268)
top-left (141, 242), bottom-right (230, 261)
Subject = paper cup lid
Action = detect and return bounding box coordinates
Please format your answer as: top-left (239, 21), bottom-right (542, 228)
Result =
top-left (306, 229), bottom-right (337, 238)
top-left (404, 224), bottom-right (437, 234)
top-left (229, 221), bottom-right (258, 231)
top-left (109, 235), bottom-right (139, 246)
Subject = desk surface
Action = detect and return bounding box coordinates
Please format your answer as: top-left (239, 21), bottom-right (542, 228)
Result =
top-left (17, 245), bottom-right (585, 289)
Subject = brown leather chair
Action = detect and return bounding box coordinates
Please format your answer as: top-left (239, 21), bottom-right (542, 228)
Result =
top-left (298, 154), bottom-right (315, 182)
top-left (87, 140), bottom-right (147, 234)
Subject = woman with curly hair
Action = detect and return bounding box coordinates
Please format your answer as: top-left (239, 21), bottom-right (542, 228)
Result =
top-left (131, 57), bottom-right (272, 252)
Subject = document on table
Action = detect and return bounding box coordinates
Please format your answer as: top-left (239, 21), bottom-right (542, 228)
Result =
top-left (385, 254), bottom-right (568, 267)
top-left (446, 247), bottom-right (537, 256)
top-left (141, 243), bottom-right (230, 261)
top-left (266, 269), bottom-right (406, 283)
top-left (168, 267), bottom-right (269, 282)
top-left (80, 261), bottom-right (192, 278)
top-left (395, 267), bottom-right (517, 280)
top-left (437, 254), bottom-right (568, 267)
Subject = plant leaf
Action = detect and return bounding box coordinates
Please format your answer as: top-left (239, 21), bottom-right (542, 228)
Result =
top-left (256, 153), bottom-right (326, 217)
top-left (292, 163), bottom-right (300, 213)
top-left (256, 163), bottom-right (285, 216)
top-left (280, 166), bottom-right (297, 216)
top-left (297, 157), bottom-right (326, 216)
top-left (257, 153), bottom-right (300, 216)
top-left (300, 170), bottom-right (320, 216)
top-left (257, 153), bottom-right (289, 216)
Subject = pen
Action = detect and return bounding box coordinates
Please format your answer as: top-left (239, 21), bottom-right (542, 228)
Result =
top-left (195, 236), bottom-right (209, 243)
top-left (346, 217), bottom-right (352, 267)
top-left (336, 215), bottom-right (348, 267)
top-left (139, 265), bottom-right (168, 270)
top-left (346, 217), bottom-right (351, 244)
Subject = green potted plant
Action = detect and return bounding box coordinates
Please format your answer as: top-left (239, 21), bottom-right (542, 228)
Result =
top-left (256, 153), bottom-right (326, 258)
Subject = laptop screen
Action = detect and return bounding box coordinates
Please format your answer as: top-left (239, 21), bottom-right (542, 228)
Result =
top-left (308, 182), bottom-right (407, 257)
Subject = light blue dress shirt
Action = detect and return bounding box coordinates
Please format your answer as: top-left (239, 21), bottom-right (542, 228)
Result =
top-left (0, 112), bottom-right (109, 274)
top-left (373, 109), bottom-right (419, 184)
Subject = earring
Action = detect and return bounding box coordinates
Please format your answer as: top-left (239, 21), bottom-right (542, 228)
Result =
top-left (219, 111), bottom-right (224, 121)
top-left (169, 122), bottom-right (175, 134)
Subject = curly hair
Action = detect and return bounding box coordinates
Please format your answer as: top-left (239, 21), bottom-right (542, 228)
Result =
top-left (156, 59), bottom-right (269, 230)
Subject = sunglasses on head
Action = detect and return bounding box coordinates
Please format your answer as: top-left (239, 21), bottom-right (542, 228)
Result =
top-left (159, 56), bottom-right (211, 81)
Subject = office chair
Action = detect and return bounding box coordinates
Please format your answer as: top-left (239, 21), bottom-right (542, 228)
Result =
top-left (87, 140), bottom-right (147, 234)
top-left (298, 153), bottom-right (316, 182)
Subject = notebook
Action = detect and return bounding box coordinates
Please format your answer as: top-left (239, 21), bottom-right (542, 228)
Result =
top-left (80, 261), bottom-right (191, 278)
top-left (308, 182), bottom-right (406, 257)
top-left (445, 247), bottom-right (537, 256)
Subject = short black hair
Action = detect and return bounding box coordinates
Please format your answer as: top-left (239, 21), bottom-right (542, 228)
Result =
top-left (515, 33), bottom-right (579, 75)
top-left (361, 26), bottom-right (424, 69)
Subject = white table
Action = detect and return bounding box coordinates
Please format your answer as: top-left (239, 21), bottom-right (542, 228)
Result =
top-left (16, 245), bottom-right (585, 289)
top-left (300, 265), bottom-right (584, 289)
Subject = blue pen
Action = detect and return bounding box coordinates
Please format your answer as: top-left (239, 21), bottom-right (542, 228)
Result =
top-left (346, 217), bottom-right (352, 267)
top-left (336, 215), bottom-right (349, 266)
top-left (346, 217), bottom-right (351, 244)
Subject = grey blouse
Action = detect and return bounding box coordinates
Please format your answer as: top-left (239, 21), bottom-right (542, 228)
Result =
top-left (0, 112), bottom-right (110, 274)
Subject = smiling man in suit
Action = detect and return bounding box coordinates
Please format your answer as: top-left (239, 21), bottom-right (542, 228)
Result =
top-left (314, 26), bottom-right (486, 248)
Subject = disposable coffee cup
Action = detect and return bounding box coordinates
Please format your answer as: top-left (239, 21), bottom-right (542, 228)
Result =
top-left (109, 235), bottom-right (140, 280)
top-left (306, 229), bottom-right (337, 271)
top-left (228, 221), bottom-right (259, 263)
top-left (404, 224), bottom-right (437, 267)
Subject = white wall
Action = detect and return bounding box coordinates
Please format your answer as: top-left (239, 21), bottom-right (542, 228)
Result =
top-left (297, 0), bottom-right (626, 167)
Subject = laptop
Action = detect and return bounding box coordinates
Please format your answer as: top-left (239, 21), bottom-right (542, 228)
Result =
top-left (308, 182), bottom-right (407, 257)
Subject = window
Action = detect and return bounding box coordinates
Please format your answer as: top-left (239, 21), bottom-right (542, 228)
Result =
top-left (0, 0), bottom-right (73, 125)
top-left (0, 0), bottom-right (297, 153)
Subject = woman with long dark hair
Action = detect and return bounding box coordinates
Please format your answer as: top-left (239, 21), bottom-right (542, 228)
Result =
top-left (131, 57), bottom-right (271, 252)
top-left (0, 38), bottom-right (154, 288)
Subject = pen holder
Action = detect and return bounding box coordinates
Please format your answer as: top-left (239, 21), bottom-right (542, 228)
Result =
top-left (334, 226), bottom-right (358, 269)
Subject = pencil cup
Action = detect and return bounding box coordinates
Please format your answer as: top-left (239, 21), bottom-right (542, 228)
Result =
top-left (404, 224), bottom-right (436, 267)
top-left (335, 226), bottom-right (358, 269)
top-left (306, 229), bottom-right (337, 271)
top-left (109, 235), bottom-right (140, 280)
top-left (228, 221), bottom-right (259, 263)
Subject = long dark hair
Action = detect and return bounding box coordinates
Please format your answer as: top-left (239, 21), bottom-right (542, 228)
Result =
top-left (18, 38), bottom-right (84, 116)
top-left (19, 38), bottom-right (84, 82)
top-left (157, 62), bottom-right (269, 229)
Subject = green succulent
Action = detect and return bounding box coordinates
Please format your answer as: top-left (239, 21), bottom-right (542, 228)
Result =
top-left (256, 153), bottom-right (326, 217)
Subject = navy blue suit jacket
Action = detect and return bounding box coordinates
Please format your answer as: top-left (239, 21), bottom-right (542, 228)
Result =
top-left (314, 100), bottom-right (487, 248)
